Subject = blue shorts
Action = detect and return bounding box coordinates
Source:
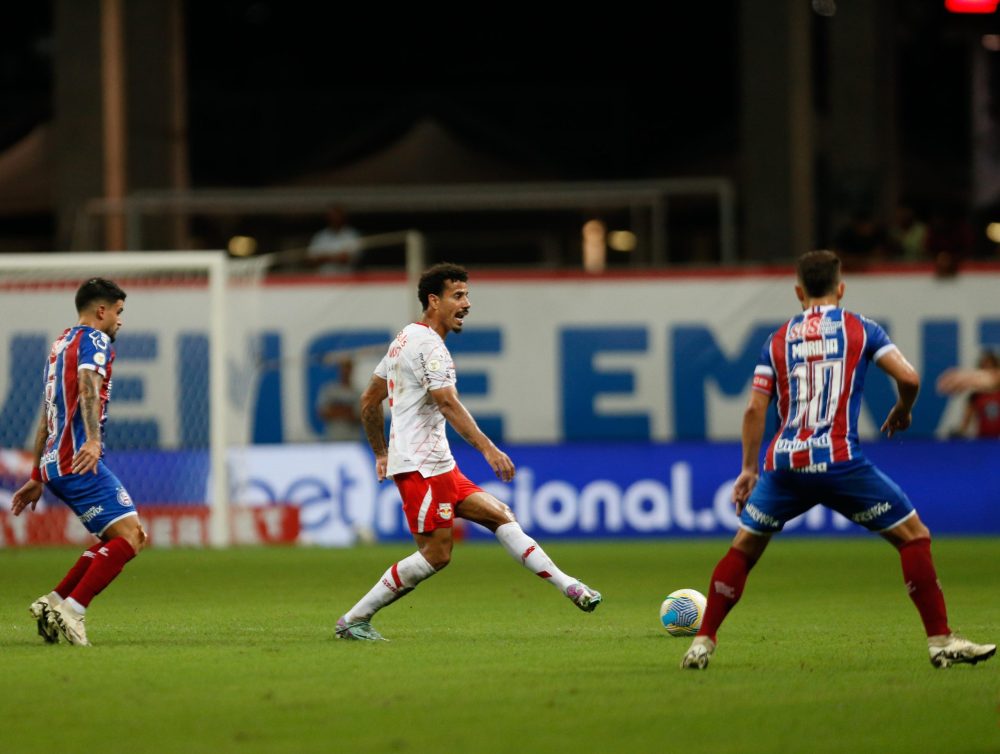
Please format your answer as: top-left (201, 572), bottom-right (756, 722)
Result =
top-left (45, 461), bottom-right (139, 536)
top-left (739, 457), bottom-right (915, 534)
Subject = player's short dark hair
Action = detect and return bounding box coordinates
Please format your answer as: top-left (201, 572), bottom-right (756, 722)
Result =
top-left (75, 277), bottom-right (127, 313)
top-left (796, 250), bottom-right (841, 298)
top-left (418, 263), bottom-right (468, 310)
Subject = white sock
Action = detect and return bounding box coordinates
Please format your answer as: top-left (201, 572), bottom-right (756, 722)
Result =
top-left (495, 522), bottom-right (575, 593)
top-left (48, 590), bottom-right (62, 603)
top-left (64, 597), bottom-right (86, 615)
top-left (346, 551), bottom-right (436, 622)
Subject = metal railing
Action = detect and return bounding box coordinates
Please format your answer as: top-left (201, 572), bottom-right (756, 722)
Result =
top-left (75, 178), bottom-right (737, 265)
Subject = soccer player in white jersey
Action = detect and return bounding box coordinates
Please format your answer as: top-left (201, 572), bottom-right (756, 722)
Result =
top-left (680, 251), bottom-right (994, 670)
top-left (336, 263), bottom-right (602, 640)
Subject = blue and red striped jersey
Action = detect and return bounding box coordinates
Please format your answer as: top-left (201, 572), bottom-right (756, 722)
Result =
top-left (38, 325), bottom-right (115, 480)
top-left (752, 305), bottom-right (895, 471)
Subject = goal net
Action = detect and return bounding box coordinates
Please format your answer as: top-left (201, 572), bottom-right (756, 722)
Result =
top-left (0, 252), bottom-right (267, 547)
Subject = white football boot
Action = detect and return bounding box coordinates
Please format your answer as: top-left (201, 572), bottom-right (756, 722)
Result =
top-left (566, 582), bottom-right (602, 613)
top-left (928, 634), bottom-right (996, 668)
top-left (680, 636), bottom-right (716, 670)
top-left (335, 616), bottom-right (387, 641)
top-left (28, 594), bottom-right (60, 644)
top-left (49, 601), bottom-right (91, 646)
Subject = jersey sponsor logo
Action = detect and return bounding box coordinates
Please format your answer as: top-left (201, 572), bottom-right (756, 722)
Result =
top-left (790, 338), bottom-right (840, 360)
top-left (79, 505), bottom-right (104, 524)
top-left (387, 329), bottom-right (410, 358)
top-left (743, 503), bottom-right (780, 528)
top-left (437, 502), bottom-right (453, 520)
top-left (790, 462), bottom-right (828, 473)
top-left (851, 501), bottom-right (891, 523)
top-left (116, 487), bottom-right (133, 507)
top-left (752, 374), bottom-right (772, 390)
top-left (788, 318), bottom-right (842, 341)
top-left (775, 435), bottom-right (830, 452)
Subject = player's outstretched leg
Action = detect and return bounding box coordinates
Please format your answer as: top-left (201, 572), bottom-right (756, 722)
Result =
top-left (336, 551), bottom-right (437, 641)
top-left (494, 522), bottom-right (602, 612)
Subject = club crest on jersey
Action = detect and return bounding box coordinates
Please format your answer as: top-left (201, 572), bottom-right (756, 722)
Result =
top-left (116, 487), bottom-right (134, 507)
top-left (437, 503), bottom-right (453, 520)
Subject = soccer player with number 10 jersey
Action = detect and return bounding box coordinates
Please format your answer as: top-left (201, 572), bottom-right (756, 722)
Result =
top-left (680, 250), bottom-right (995, 670)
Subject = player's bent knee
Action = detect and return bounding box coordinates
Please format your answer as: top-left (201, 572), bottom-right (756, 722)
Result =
top-left (133, 523), bottom-right (148, 552)
top-left (885, 514), bottom-right (931, 548)
top-left (418, 540), bottom-right (453, 571)
top-left (106, 517), bottom-right (147, 553)
top-left (495, 503), bottom-right (516, 524)
top-left (427, 552), bottom-right (451, 571)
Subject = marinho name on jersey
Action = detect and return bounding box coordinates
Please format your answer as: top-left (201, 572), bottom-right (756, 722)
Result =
top-left (791, 338), bottom-right (840, 360)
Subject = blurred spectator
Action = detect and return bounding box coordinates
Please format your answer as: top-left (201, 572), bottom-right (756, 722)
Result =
top-left (316, 357), bottom-right (362, 441)
top-left (948, 350), bottom-right (1000, 439)
top-left (890, 204), bottom-right (928, 262)
top-left (832, 209), bottom-right (889, 269)
top-left (925, 205), bottom-right (974, 277)
top-left (306, 206), bottom-right (362, 273)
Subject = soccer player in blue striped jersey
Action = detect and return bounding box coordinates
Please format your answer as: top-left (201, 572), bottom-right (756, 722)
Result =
top-left (10, 278), bottom-right (147, 646)
top-left (680, 250), bottom-right (995, 670)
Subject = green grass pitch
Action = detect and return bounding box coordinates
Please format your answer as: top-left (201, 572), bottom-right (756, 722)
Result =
top-left (0, 538), bottom-right (997, 753)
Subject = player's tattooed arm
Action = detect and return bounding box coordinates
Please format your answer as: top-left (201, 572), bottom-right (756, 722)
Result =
top-left (72, 368), bottom-right (104, 475)
top-left (360, 375), bottom-right (389, 480)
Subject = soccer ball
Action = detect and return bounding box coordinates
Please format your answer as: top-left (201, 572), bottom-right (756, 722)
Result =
top-left (659, 588), bottom-right (707, 636)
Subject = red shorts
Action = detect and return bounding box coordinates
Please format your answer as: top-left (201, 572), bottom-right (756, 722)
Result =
top-left (393, 466), bottom-right (483, 534)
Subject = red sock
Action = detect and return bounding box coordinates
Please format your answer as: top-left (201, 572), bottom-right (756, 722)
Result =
top-left (697, 547), bottom-right (756, 643)
top-left (898, 537), bottom-right (950, 637)
top-left (67, 537), bottom-right (136, 608)
top-left (53, 542), bottom-right (105, 599)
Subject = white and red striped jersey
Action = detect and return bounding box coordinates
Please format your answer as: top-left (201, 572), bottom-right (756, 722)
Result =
top-left (375, 322), bottom-right (457, 478)
top-left (752, 305), bottom-right (896, 471)
top-left (38, 325), bottom-right (115, 480)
